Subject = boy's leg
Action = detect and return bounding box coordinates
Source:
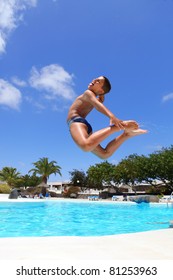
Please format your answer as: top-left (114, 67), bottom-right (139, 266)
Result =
top-left (92, 129), bottom-right (148, 159)
top-left (69, 120), bottom-right (139, 152)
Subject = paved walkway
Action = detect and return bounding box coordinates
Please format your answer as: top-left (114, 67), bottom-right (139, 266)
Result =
top-left (0, 229), bottom-right (173, 260)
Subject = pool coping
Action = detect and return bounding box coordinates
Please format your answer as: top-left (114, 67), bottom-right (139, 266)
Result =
top-left (0, 229), bottom-right (172, 260)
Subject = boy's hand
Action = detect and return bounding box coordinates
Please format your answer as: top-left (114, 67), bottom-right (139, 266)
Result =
top-left (110, 115), bottom-right (125, 130)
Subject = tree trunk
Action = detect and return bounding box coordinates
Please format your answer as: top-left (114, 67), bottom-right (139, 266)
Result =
top-left (42, 176), bottom-right (47, 184)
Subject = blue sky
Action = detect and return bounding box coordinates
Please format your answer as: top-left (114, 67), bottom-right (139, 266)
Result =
top-left (0, 0), bottom-right (173, 182)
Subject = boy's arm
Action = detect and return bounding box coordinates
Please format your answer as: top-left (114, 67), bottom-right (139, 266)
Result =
top-left (84, 90), bottom-right (124, 129)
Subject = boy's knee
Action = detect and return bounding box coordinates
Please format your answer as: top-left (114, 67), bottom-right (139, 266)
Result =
top-left (92, 148), bottom-right (110, 159)
top-left (97, 149), bottom-right (112, 160)
top-left (98, 154), bottom-right (109, 160)
top-left (80, 142), bottom-right (93, 152)
top-left (81, 145), bottom-right (92, 152)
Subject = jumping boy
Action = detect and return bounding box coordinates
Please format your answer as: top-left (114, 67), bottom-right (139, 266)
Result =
top-left (67, 76), bottom-right (147, 159)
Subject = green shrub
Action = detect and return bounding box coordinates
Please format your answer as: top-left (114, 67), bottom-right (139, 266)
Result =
top-left (0, 184), bottom-right (11, 194)
top-left (63, 186), bottom-right (80, 198)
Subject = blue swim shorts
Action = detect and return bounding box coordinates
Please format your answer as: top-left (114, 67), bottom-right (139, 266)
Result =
top-left (67, 116), bottom-right (92, 135)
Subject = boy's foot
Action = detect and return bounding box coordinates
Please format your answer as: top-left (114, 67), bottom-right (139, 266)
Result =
top-left (124, 129), bottom-right (148, 137)
top-left (123, 120), bottom-right (139, 130)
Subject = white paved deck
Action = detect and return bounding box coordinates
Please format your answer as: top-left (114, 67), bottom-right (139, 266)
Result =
top-left (0, 229), bottom-right (172, 260)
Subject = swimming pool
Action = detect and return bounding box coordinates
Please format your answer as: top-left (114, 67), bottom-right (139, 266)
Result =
top-left (0, 200), bottom-right (172, 237)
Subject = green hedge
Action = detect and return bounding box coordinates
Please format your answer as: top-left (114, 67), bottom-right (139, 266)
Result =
top-left (0, 184), bottom-right (11, 194)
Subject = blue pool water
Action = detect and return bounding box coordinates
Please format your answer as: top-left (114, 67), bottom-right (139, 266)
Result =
top-left (0, 201), bottom-right (173, 237)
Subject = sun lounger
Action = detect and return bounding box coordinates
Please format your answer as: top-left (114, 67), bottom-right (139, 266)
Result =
top-left (88, 195), bottom-right (99, 201)
top-left (159, 192), bottom-right (173, 203)
top-left (168, 192), bottom-right (173, 202)
top-left (112, 195), bottom-right (118, 201)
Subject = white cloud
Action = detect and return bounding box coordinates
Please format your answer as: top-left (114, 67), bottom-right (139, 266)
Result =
top-left (162, 92), bottom-right (173, 102)
top-left (146, 144), bottom-right (163, 151)
top-left (29, 64), bottom-right (76, 100)
top-left (0, 0), bottom-right (37, 54)
top-left (0, 31), bottom-right (6, 52)
top-left (11, 76), bottom-right (27, 87)
top-left (110, 159), bottom-right (119, 165)
top-left (0, 79), bottom-right (22, 110)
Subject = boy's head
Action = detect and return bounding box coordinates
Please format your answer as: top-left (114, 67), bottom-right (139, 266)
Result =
top-left (102, 76), bottom-right (111, 94)
top-left (88, 76), bottom-right (111, 95)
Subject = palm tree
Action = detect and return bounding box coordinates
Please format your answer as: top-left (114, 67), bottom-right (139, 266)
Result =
top-left (29, 157), bottom-right (62, 184)
top-left (0, 167), bottom-right (21, 187)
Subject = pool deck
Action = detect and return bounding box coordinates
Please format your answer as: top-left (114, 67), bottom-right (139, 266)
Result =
top-left (0, 195), bottom-right (173, 260)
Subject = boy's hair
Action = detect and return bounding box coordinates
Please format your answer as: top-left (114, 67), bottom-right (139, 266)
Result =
top-left (102, 76), bottom-right (111, 94)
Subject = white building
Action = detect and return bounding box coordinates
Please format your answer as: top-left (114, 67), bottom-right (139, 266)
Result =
top-left (47, 181), bottom-right (71, 193)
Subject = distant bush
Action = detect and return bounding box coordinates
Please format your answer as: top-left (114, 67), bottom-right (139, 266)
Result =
top-left (146, 186), bottom-right (168, 195)
top-left (0, 184), bottom-right (11, 194)
top-left (63, 186), bottom-right (80, 198)
top-left (24, 186), bottom-right (42, 194)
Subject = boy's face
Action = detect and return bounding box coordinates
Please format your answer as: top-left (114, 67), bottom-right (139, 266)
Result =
top-left (88, 76), bottom-right (105, 95)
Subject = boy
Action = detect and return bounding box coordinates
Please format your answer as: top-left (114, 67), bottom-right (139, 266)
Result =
top-left (67, 76), bottom-right (147, 159)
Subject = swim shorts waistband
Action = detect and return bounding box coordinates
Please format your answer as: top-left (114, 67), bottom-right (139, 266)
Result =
top-left (67, 116), bottom-right (92, 135)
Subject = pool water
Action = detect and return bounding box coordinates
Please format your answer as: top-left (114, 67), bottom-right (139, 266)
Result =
top-left (0, 201), bottom-right (172, 237)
